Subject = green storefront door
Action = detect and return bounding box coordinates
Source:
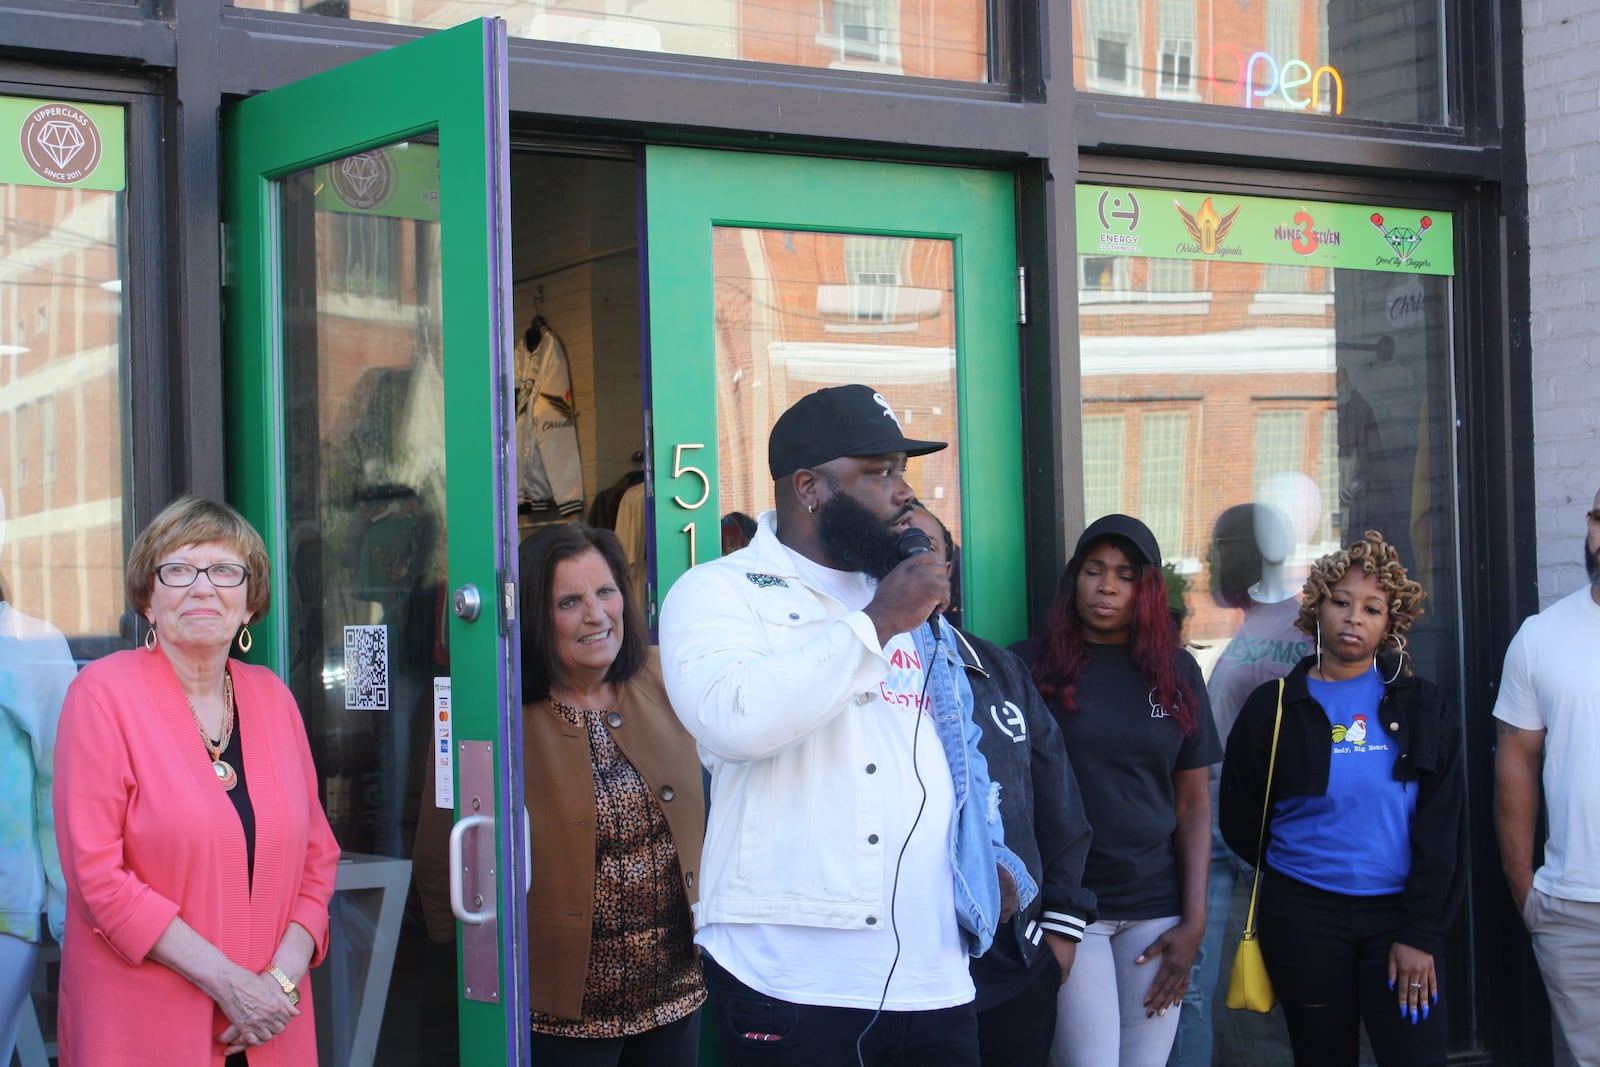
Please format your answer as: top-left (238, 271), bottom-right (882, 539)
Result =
top-left (222, 19), bottom-right (527, 1066)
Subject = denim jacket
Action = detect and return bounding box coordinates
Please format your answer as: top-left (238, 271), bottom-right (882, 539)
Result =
top-left (660, 512), bottom-right (1034, 957)
top-left (913, 617), bottom-right (1039, 954)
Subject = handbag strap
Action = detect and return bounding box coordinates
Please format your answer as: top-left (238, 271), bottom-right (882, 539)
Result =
top-left (1242, 679), bottom-right (1285, 939)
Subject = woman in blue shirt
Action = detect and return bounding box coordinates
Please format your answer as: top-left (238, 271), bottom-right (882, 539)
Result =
top-left (1219, 531), bottom-right (1465, 1067)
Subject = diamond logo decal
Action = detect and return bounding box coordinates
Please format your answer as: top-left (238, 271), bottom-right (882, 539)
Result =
top-left (20, 102), bottom-right (104, 185)
top-left (328, 149), bottom-right (395, 212)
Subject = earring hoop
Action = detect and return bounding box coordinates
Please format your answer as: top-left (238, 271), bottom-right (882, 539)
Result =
top-left (1315, 619), bottom-right (1323, 679)
top-left (237, 625), bottom-right (253, 654)
top-left (1381, 631), bottom-right (1406, 684)
top-left (807, 502), bottom-right (816, 515)
top-left (144, 625), bottom-right (157, 652)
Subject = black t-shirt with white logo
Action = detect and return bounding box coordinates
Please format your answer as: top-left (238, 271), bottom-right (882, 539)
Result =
top-left (1049, 642), bottom-right (1220, 919)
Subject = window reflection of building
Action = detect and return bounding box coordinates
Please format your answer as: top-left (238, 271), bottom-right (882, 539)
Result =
top-left (231, 0), bottom-right (989, 83)
top-left (714, 228), bottom-right (963, 552)
top-left (1070, 0), bottom-right (1443, 124)
top-left (0, 179), bottom-right (128, 647)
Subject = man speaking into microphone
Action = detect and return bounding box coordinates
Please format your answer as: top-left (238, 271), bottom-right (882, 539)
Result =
top-left (660, 384), bottom-right (1033, 1066)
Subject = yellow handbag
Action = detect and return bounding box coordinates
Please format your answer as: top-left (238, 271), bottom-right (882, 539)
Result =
top-left (1226, 679), bottom-right (1283, 1013)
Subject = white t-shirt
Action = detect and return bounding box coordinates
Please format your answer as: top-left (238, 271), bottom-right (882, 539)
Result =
top-left (696, 551), bottom-right (972, 1010)
top-left (1492, 586), bottom-right (1600, 901)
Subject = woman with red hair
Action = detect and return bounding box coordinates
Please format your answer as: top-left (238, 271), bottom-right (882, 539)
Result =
top-left (1016, 515), bottom-right (1219, 1067)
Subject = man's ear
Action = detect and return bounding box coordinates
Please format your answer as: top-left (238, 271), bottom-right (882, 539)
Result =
top-left (789, 468), bottom-right (823, 512)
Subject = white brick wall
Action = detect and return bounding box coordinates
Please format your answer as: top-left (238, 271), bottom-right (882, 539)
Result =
top-left (1524, 0), bottom-right (1600, 605)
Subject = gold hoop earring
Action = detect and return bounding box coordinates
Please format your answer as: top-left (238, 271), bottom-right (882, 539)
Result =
top-left (145, 625), bottom-right (157, 652)
top-left (237, 625), bottom-right (253, 654)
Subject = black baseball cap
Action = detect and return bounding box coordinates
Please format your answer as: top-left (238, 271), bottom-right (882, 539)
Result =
top-left (1074, 514), bottom-right (1162, 568)
top-left (768, 385), bottom-right (946, 479)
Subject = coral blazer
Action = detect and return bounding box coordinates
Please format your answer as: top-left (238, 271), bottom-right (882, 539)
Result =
top-left (54, 647), bottom-right (339, 1066)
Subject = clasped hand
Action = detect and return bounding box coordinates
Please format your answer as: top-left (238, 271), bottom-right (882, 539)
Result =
top-left (217, 967), bottom-right (300, 1054)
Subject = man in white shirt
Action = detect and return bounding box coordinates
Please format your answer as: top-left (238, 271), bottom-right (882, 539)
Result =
top-left (1494, 485), bottom-right (1600, 1067)
top-left (659, 385), bottom-right (1031, 1066)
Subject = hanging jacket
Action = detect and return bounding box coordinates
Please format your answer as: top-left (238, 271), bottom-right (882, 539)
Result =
top-left (515, 325), bottom-right (585, 514)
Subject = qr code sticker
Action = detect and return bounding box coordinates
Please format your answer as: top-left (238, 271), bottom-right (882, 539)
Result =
top-left (344, 625), bottom-right (390, 710)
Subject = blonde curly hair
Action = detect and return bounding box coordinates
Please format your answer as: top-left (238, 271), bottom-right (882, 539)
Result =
top-left (1296, 530), bottom-right (1426, 638)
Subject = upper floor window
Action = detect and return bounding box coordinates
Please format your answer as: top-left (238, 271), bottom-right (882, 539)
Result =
top-left (1072, 0), bottom-right (1450, 127)
top-left (231, 0), bottom-right (991, 84)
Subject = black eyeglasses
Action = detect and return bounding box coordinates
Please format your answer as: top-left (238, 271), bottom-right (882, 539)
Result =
top-left (155, 562), bottom-right (250, 588)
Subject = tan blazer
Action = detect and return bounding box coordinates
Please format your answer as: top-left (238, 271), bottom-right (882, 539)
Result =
top-left (521, 650), bottom-right (705, 1020)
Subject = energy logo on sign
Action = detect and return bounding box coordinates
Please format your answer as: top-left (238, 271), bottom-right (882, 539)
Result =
top-left (20, 102), bottom-right (104, 185)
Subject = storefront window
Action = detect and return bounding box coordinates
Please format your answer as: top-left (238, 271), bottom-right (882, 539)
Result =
top-left (0, 93), bottom-right (129, 1062)
top-left (0, 96), bottom-right (131, 660)
top-left (1074, 0), bottom-right (1449, 126)
top-left (1077, 180), bottom-right (1463, 1053)
top-left (230, 0), bottom-right (991, 83)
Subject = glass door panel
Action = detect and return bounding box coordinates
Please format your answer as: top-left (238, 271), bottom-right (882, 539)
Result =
top-left (275, 141), bottom-right (460, 1065)
top-left (223, 20), bottom-right (521, 1066)
top-left (646, 147), bottom-right (1025, 644)
top-left (711, 228), bottom-right (966, 618)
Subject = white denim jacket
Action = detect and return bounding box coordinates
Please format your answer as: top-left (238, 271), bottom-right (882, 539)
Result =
top-left (659, 513), bottom-right (1033, 952)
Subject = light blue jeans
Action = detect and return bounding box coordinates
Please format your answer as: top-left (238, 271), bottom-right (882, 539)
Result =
top-left (1052, 916), bottom-right (1184, 1067)
top-left (1166, 830), bottom-right (1251, 1067)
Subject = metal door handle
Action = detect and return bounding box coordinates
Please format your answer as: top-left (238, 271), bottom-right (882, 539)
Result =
top-left (448, 813), bottom-right (493, 925)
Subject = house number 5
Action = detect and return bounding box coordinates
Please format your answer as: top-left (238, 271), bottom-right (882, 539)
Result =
top-left (673, 443), bottom-right (710, 566)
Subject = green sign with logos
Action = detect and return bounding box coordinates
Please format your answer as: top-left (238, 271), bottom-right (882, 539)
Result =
top-left (1, 96), bottom-right (125, 191)
top-left (1078, 185), bottom-right (1454, 276)
top-left (313, 141), bottom-right (440, 221)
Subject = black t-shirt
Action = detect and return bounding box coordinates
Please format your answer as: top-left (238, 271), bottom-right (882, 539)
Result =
top-left (1049, 642), bottom-right (1220, 919)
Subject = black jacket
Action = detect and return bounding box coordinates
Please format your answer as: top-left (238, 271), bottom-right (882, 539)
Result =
top-left (953, 628), bottom-right (1097, 998)
top-left (1218, 654), bottom-right (1466, 957)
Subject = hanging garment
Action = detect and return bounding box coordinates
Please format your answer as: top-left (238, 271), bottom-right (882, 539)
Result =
top-left (515, 326), bottom-right (585, 515)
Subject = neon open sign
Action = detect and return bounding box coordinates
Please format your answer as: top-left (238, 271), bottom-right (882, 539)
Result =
top-left (1209, 44), bottom-right (1344, 115)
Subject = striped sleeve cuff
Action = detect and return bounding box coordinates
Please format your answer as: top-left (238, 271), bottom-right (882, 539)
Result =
top-left (1037, 910), bottom-right (1088, 942)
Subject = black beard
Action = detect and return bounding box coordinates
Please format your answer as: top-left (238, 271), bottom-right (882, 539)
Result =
top-left (817, 488), bottom-right (904, 580)
top-left (1587, 539), bottom-right (1599, 589)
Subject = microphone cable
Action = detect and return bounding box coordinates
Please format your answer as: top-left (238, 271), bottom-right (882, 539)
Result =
top-left (855, 620), bottom-right (941, 1066)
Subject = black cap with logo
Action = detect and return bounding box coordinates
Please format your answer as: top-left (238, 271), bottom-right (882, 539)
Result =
top-left (768, 385), bottom-right (946, 479)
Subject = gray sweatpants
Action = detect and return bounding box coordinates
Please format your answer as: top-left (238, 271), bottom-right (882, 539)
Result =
top-left (1525, 888), bottom-right (1600, 1067)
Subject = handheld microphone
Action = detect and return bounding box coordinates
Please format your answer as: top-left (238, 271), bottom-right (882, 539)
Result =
top-left (897, 526), bottom-right (933, 558)
top-left (895, 526), bottom-right (944, 634)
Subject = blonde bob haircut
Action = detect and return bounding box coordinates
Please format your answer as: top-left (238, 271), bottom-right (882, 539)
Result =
top-left (1296, 529), bottom-right (1426, 639)
top-left (126, 495), bottom-right (272, 623)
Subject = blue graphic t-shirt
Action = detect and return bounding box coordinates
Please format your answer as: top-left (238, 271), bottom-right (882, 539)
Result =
top-left (1266, 669), bottom-right (1417, 895)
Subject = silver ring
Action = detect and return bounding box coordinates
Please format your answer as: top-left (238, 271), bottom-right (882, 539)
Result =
top-left (1409, 982), bottom-right (1423, 988)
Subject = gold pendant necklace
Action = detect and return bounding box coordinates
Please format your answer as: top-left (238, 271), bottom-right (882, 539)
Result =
top-left (189, 672), bottom-right (238, 791)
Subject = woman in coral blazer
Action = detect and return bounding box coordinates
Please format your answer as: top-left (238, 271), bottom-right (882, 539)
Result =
top-left (54, 496), bottom-right (338, 1066)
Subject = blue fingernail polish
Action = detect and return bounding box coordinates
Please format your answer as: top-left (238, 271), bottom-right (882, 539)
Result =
top-left (1387, 979), bottom-right (1395, 991)
top-left (1411, 1008), bottom-right (1419, 1024)
top-left (1423, 1004), bottom-right (1430, 1021)
top-left (1400, 1004), bottom-right (1407, 1018)
top-left (1432, 992), bottom-right (1439, 1005)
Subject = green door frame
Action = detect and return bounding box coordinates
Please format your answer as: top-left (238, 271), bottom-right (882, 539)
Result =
top-left (221, 19), bottom-right (523, 1064)
top-left (645, 146), bottom-right (1027, 644)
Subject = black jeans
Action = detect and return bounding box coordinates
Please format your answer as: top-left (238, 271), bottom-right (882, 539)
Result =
top-left (702, 953), bottom-right (980, 1067)
top-left (526, 1008), bottom-right (701, 1067)
top-left (975, 952), bottom-right (1061, 1067)
top-left (1256, 868), bottom-right (1448, 1067)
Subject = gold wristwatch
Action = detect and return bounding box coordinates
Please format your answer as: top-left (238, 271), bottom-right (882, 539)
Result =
top-left (265, 965), bottom-right (300, 1006)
